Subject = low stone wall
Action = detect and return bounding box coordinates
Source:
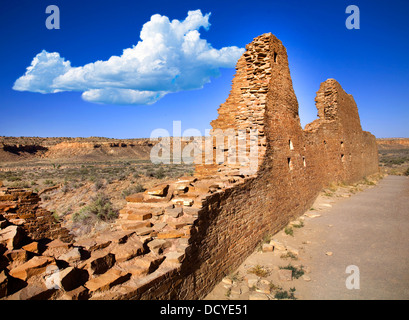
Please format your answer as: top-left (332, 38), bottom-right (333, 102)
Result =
top-left (0, 187), bottom-right (72, 242)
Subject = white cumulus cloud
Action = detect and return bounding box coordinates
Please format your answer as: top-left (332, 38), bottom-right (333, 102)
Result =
top-left (13, 10), bottom-right (245, 105)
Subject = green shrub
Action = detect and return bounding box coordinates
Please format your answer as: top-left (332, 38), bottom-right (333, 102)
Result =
top-left (73, 194), bottom-right (117, 221)
top-left (279, 264), bottom-right (304, 279)
top-left (121, 184), bottom-right (146, 198)
top-left (44, 179), bottom-right (54, 186)
top-left (284, 226), bottom-right (294, 236)
top-left (274, 287), bottom-right (297, 300)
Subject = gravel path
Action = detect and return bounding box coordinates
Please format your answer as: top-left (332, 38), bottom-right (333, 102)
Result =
top-left (205, 175), bottom-right (409, 300)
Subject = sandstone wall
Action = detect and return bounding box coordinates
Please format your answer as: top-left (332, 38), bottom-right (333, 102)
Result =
top-left (0, 187), bottom-right (72, 242)
top-left (1, 33), bottom-right (378, 300)
top-left (114, 33), bottom-right (378, 300)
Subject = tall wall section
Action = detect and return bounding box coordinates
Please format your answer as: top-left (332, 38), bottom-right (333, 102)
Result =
top-left (112, 33), bottom-right (378, 300)
top-left (178, 33), bottom-right (379, 299)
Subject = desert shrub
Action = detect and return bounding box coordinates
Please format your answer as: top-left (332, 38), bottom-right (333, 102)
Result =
top-left (44, 179), bottom-right (55, 186)
top-left (284, 226), bottom-right (294, 236)
top-left (92, 179), bottom-right (104, 191)
top-left (73, 194), bottom-right (117, 222)
top-left (405, 167), bottom-right (409, 176)
top-left (7, 176), bottom-right (21, 182)
top-left (279, 264), bottom-right (304, 279)
top-left (248, 265), bottom-right (270, 277)
top-left (274, 287), bottom-right (297, 300)
top-left (9, 181), bottom-right (31, 188)
top-left (121, 184), bottom-right (146, 198)
top-left (154, 167), bottom-right (165, 179)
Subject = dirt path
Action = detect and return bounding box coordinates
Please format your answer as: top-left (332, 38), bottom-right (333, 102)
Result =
top-left (205, 175), bottom-right (409, 300)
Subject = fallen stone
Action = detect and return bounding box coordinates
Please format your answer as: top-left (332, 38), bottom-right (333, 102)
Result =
top-left (245, 274), bottom-right (259, 288)
top-left (182, 207), bottom-right (199, 216)
top-left (6, 283), bottom-right (56, 300)
top-left (122, 255), bottom-right (165, 277)
top-left (85, 252), bottom-right (115, 275)
top-left (8, 218), bottom-right (25, 226)
top-left (125, 193), bottom-right (145, 203)
top-left (9, 256), bottom-right (55, 281)
top-left (152, 222), bottom-right (167, 232)
top-left (74, 238), bottom-right (110, 252)
top-left (42, 239), bottom-right (72, 257)
top-left (96, 231), bottom-right (135, 244)
top-left (5, 249), bottom-right (29, 263)
top-left (127, 212), bottom-right (152, 221)
top-left (270, 239), bottom-right (286, 251)
top-left (110, 238), bottom-right (144, 262)
top-left (325, 251), bottom-right (333, 256)
top-left (262, 243), bottom-right (274, 252)
top-left (120, 221), bottom-right (150, 231)
top-left (0, 225), bottom-right (24, 250)
top-left (278, 269), bottom-right (293, 281)
top-left (255, 282), bottom-right (271, 294)
top-left (165, 207), bottom-right (183, 218)
top-left (157, 230), bottom-right (185, 239)
top-left (222, 277), bottom-right (233, 285)
top-left (289, 220), bottom-right (302, 227)
top-left (146, 184), bottom-right (169, 197)
top-left (134, 226), bottom-right (154, 236)
top-left (58, 247), bottom-right (82, 264)
top-left (304, 213), bottom-right (321, 218)
top-left (22, 242), bottom-right (39, 254)
top-left (249, 292), bottom-right (269, 300)
top-left (85, 269), bottom-right (130, 293)
top-left (49, 267), bottom-right (87, 291)
top-left (176, 176), bottom-right (196, 184)
top-left (61, 286), bottom-right (89, 300)
top-left (147, 239), bottom-right (170, 254)
top-left (302, 275), bottom-right (311, 282)
top-left (286, 246), bottom-right (299, 257)
top-left (230, 285), bottom-right (241, 295)
top-left (151, 208), bottom-right (164, 216)
top-left (165, 251), bottom-right (185, 264)
top-left (171, 198), bottom-right (194, 206)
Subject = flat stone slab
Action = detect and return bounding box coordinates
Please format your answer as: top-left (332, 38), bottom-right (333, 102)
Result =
top-left (146, 184), bottom-right (169, 197)
top-left (85, 269), bottom-right (130, 293)
top-left (9, 256), bottom-right (55, 281)
top-left (278, 269), bottom-right (293, 281)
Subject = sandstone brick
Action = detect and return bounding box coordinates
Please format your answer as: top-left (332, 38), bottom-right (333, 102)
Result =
top-left (9, 256), bottom-right (55, 281)
top-left (156, 230), bottom-right (185, 239)
top-left (0, 225), bottom-right (24, 250)
top-left (146, 184), bottom-right (169, 197)
top-left (85, 269), bottom-right (130, 293)
top-left (127, 212), bottom-right (152, 221)
top-left (85, 252), bottom-right (115, 275)
top-left (22, 241), bottom-right (39, 254)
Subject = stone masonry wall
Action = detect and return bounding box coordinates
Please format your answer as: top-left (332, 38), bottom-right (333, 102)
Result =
top-left (1, 33), bottom-right (378, 300)
top-left (0, 187), bottom-right (72, 242)
top-left (110, 33), bottom-right (378, 300)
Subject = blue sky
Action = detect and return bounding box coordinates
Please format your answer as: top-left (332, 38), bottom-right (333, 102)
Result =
top-left (0, 0), bottom-right (408, 139)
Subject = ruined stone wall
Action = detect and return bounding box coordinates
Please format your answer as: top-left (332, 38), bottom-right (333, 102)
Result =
top-left (175, 33), bottom-right (379, 299)
top-left (0, 187), bottom-right (72, 242)
top-left (0, 34), bottom-right (379, 300)
top-left (115, 33), bottom-right (378, 300)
